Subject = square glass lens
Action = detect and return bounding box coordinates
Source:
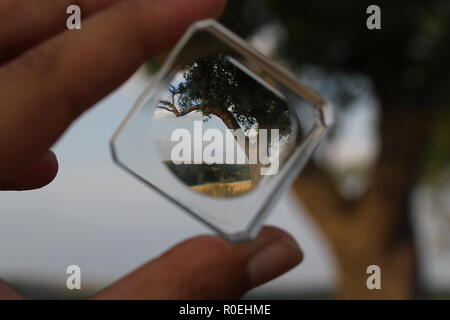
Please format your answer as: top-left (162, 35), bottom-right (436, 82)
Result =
top-left (110, 20), bottom-right (333, 242)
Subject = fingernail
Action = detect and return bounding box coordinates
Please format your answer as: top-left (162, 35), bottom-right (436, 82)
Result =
top-left (247, 235), bottom-right (303, 287)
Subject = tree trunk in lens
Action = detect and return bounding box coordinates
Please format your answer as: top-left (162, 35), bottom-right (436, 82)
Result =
top-left (292, 105), bottom-right (429, 299)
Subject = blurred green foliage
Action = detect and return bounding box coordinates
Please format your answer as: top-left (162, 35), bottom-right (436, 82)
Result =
top-left (220, 0), bottom-right (450, 180)
top-left (221, 1), bottom-right (450, 107)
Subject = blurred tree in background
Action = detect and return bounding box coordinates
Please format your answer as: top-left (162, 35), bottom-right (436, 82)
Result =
top-left (220, 0), bottom-right (450, 299)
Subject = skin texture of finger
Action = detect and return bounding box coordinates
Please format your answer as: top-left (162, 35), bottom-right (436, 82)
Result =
top-left (94, 226), bottom-right (303, 299)
top-left (0, 280), bottom-right (24, 300)
top-left (0, 0), bottom-right (125, 63)
top-left (0, 150), bottom-right (58, 190)
top-left (0, 0), bottom-right (26, 12)
top-left (0, 0), bottom-right (226, 180)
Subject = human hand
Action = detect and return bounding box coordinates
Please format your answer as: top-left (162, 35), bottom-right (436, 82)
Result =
top-left (0, 0), bottom-right (303, 299)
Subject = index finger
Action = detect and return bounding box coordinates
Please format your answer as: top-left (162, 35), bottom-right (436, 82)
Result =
top-left (0, 0), bottom-right (226, 177)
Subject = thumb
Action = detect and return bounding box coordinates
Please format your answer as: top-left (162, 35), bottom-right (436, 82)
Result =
top-left (94, 226), bottom-right (303, 299)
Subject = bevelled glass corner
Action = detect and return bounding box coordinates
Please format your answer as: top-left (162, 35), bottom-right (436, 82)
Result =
top-left (110, 19), bottom-right (334, 243)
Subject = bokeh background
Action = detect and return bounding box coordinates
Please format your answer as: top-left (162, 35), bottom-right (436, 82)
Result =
top-left (1, 1), bottom-right (449, 299)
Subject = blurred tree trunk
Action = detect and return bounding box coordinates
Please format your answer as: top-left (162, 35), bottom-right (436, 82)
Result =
top-left (292, 104), bottom-right (429, 299)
